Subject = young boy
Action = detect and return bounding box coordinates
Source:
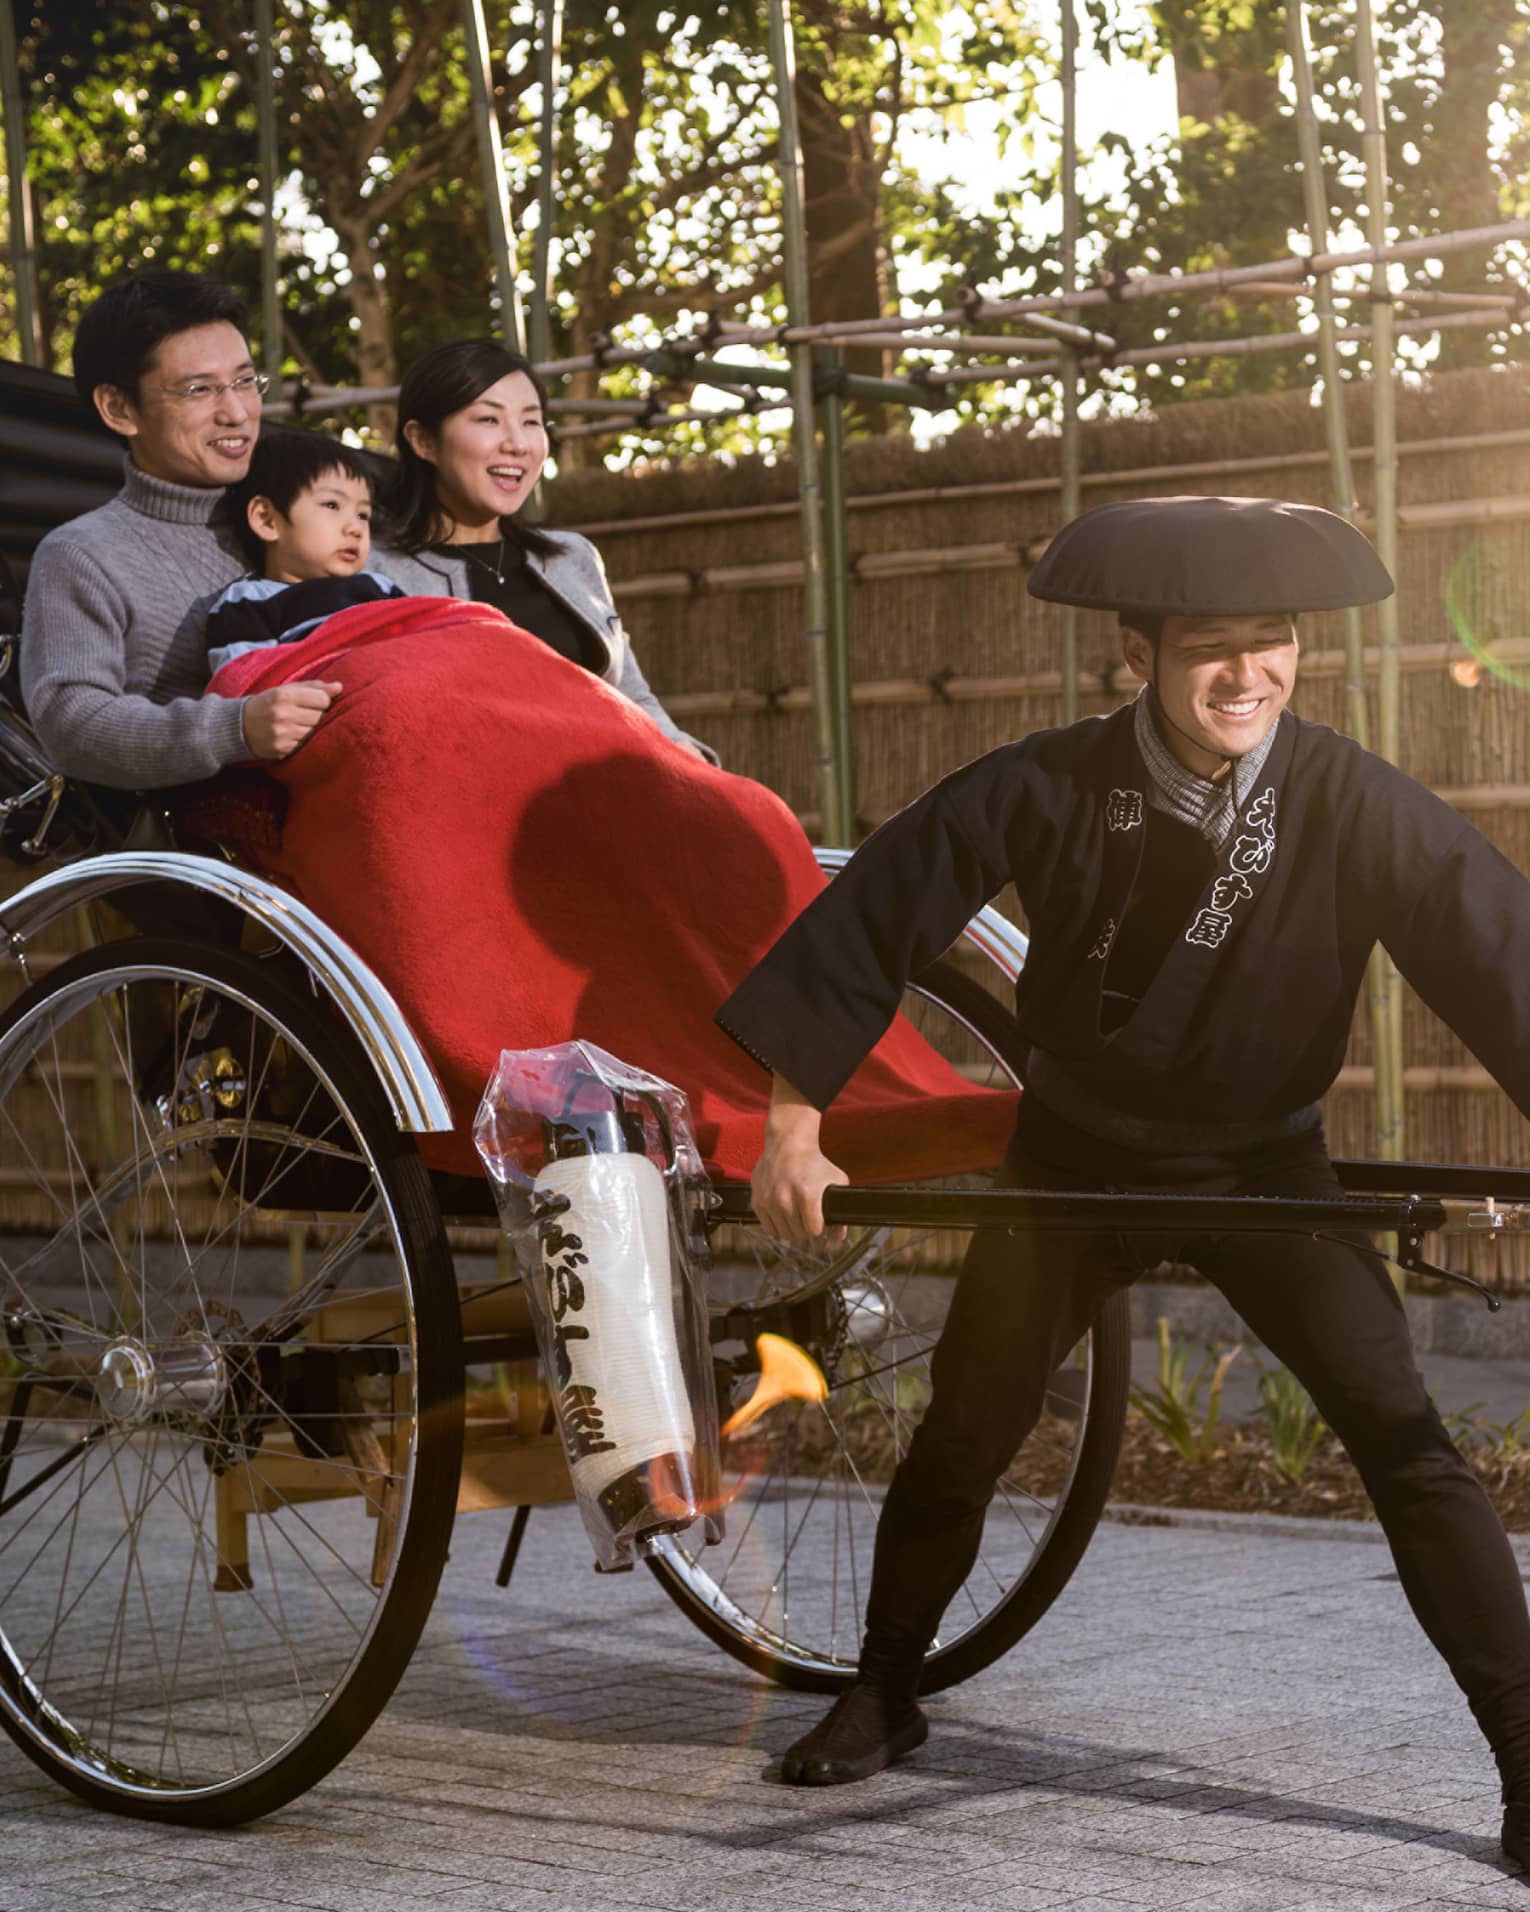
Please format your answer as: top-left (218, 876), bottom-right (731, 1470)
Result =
top-left (205, 428), bottom-right (404, 674)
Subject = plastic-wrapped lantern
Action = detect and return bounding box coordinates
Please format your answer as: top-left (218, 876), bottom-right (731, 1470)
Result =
top-left (532, 1102), bottom-right (701, 1543)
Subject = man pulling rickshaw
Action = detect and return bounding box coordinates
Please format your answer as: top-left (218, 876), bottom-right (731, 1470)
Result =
top-left (722, 495), bottom-right (1530, 1870)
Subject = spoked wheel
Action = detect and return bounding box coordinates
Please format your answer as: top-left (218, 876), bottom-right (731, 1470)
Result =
top-left (649, 958), bottom-right (1130, 1694)
top-left (0, 937), bottom-right (462, 1824)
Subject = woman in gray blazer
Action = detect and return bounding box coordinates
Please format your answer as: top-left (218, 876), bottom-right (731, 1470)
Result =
top-left (373, 337), bottom-right (714, 762)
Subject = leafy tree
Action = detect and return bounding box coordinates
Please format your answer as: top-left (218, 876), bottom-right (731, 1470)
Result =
top-left (3, 0), bottom-right (1524, 462)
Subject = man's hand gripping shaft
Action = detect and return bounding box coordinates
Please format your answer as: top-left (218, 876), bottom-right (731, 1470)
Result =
top-left (241, 680), bottom-right (344, 760)
top-left (750, 1074), bottom-right (850, 1243)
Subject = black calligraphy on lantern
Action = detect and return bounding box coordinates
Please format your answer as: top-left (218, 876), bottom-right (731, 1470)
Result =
top-left (538, 1210), bottom-right (617, 1460)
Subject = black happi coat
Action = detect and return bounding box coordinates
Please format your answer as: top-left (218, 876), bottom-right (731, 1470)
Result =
top-left (717, 703), bottom-right (1530, 1128)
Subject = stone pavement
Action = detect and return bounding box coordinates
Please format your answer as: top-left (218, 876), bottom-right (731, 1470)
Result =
top-left (4, 1499), bottom-right (1530, 1912)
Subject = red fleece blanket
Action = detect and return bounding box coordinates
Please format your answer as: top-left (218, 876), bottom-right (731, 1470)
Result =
top-left (204, 596), bottom-right (1019, 1182)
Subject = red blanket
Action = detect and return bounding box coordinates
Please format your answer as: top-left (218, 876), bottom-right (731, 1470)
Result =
top-left (204, 597), bottom-right (1019, 1182)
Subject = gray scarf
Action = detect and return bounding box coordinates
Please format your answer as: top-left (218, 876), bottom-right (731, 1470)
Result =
top-left (1132, 687), bottom-right (1278, 848)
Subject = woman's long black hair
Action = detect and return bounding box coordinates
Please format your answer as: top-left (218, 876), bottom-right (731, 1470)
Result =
top-left (391, 337), bottom-right (556, 557)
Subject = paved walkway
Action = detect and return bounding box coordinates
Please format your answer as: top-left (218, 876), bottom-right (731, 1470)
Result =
top-left (4, 1500), bottom-right (1529, 1912)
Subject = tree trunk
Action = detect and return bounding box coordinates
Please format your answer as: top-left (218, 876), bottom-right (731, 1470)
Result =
top-left (794, 22), bottom-right (891, 433)
top-left (337, 218), bottom-right (398, 442)
top-left (1156, 1), bottom-right (1281, 132)
top-left (1428, 0), bottom-right (1517, 368)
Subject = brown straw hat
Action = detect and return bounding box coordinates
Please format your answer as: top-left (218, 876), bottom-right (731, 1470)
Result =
top-left (1026, 495), bottom-right (1395, 615)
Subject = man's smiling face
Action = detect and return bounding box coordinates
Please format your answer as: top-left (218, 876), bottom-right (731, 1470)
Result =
top-left (1123, 611), bottom-right (1299, 777)
top-left (94, 320), bottom-right (261, 488)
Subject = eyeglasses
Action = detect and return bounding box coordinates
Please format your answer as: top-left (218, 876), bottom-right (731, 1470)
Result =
top-left (154, 372), bottom-right (270, 405)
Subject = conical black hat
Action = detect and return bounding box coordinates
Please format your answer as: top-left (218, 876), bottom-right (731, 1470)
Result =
top-left (1026, 495), bottom-right (1394, 614)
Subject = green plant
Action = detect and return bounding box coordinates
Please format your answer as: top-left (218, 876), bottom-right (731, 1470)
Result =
top-left (1128, 1316), bottom-right (1241, 1466)
top-left (1252, 1358), bottom-right (1328, 1484)
top-left (1475, 1403), bottom-right (1530, 1460)
top-left (1434, 1390), bottom-right (1491, 1448)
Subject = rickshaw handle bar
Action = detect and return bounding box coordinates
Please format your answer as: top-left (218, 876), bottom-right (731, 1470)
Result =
top-left (708, 1184), bottom-right (1450, 1236)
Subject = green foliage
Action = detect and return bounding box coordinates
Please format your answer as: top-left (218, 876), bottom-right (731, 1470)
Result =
top-left (1128, 1315), bottom-right (1241, 1465)
top-left (1487, 1404), bottom-right (1530, 1458)
top-left (1251, 1356), bottom-right (1327, 1484)
top-left (2, 0), bottom-right (1526, 460)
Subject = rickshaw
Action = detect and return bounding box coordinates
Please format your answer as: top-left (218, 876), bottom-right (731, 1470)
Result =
top-left (0, 386), bottom-right (1504, 1830)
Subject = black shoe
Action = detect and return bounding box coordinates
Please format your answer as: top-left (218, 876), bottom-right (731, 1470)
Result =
top-left (780, 1681), bottom-right (929, 1786)
top-left (1504, 1798), bottom-right (1530, 1870)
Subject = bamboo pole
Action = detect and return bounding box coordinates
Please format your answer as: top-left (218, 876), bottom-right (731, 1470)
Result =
top-left (529, 0), bottom-right (563, 370)
top-left (1289, 0), bottom-right (1396, 1168)
top-left (0, 0), bottom-right (41, 365)
top-left (1057, 0), bottom-right (1081, 726)
top-left (552, 404), bottom-right (754, 441)
top-left (690, 221), bottom-right (1530, 340)
top-left (766, 0), bottom-right (847, 847)
top-left (714, 309), bottom-right (1114, 352)
top-left (270, 245), bottom-right (1522, 417)
top-left (1358, 0), bottom-right (1406, 1168)
top-left (819, 331), bottom-right (1068, 355)
top-left (819, 347), bottom-right (857, 836)
top-left (647, 349), bottom-right (935, 408)
top-left (1287, 5), bottom-right (1369, 744)
top-left (254, 0), bottom-right (282, 383)
top-left (460, 0), bottom-right (527, 354)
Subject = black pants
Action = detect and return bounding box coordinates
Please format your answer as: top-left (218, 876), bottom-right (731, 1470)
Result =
top-left (863, 1104), bottom-right (1530, 1781)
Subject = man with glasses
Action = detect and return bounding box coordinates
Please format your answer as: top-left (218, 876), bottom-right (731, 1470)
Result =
top-left (21, 269), bottom-right (339, 786)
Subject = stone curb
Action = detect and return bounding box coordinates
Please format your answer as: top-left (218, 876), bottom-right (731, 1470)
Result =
top-left (1104, 1496), bottom-right (1530, 1556)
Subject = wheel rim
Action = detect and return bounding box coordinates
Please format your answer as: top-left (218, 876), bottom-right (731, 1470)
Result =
top-left (656, 972), bottom-right (1100, 1678)
top-left (0, 955), bottom-right (431, 1805)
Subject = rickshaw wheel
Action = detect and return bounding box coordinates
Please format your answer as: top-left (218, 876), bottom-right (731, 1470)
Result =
top-left (649, 959), bottom-right (1130, 1694)
top-left (0, 937), bottom-right (463, 1824)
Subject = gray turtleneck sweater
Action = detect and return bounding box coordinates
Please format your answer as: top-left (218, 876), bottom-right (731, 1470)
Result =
top-left (20, 460), bottom-right (250, 788)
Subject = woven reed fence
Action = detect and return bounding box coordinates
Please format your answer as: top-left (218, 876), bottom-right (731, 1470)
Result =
top-left (5, 365), bottom-right (1530, 1285)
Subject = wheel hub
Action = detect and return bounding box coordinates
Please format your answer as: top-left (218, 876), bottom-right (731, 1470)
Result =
top-left (96, 1336), bottom-right (227, 1429)
top-left (837, 1276), bottom-right (893, 1354)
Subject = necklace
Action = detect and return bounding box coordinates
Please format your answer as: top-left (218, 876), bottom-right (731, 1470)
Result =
top-left (455, 534), bottom-right (508, 584)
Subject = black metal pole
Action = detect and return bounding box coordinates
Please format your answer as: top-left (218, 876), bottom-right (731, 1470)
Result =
top-left (709, 1184), bottom-right (1448, 1236)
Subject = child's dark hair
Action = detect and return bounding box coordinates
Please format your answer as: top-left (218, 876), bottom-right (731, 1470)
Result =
top-left (392, 337), bottom-right (556, 557)
top-left (73, 270), bottom-right (251, 412)
top-left (228, 428), bottom-right (381, 567)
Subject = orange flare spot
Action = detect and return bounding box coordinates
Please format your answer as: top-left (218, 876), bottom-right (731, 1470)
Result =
top-left (721, 1333), bottom-right (828, 1439)
top-left (1450, 658), bottom-right (1482, 688)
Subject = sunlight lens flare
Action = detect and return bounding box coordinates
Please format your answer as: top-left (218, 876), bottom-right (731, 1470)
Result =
top-left (1446, 543), bottom-right (1530, 693)
top-left (720, 1333), bottom-right (827, 1440)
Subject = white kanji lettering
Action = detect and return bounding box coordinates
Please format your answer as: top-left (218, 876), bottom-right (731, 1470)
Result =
top-left (1228, 831), bottom-right (1275, 876)
top-left (1185, 908), bottom-right (1233, 949)
top-left (1088, 918), bottom-right (1116, 961)
top-left (1209, 872), bottom-right (1254, 912)
top-left (1105, 788), bottom-right (1144, 832)
top-left (1245, 787), bottom-right (1277, 833)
